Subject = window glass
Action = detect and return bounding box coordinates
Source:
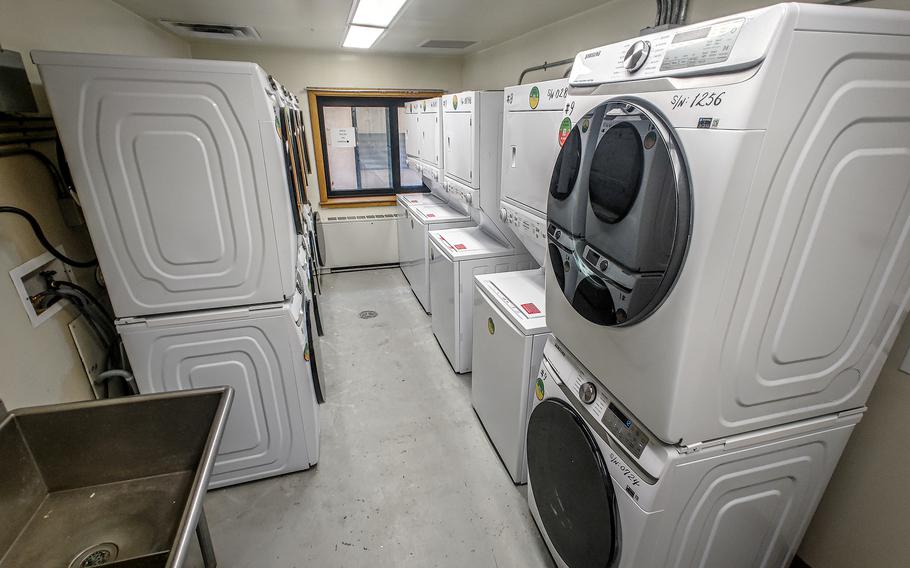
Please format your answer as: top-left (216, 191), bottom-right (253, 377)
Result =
top-left (316, 95), bottom-right (430, 199)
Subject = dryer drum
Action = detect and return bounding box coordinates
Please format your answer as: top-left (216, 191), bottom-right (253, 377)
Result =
top-left (557, 100), bottom-right (691, 328)
top-left (588, 121), bottom-right (645, 224)
top-left (527, 399), bottom-right (619, 567)
top-left (549, 127), bottom-right (582, 201)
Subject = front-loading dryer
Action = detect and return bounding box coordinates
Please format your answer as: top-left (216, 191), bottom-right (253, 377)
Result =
top-left (546, 3), bottom-right (910, 444)
top-left (528, 338), bottom-right (861, 568)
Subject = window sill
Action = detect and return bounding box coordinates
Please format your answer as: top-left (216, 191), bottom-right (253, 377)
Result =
top-left (319, 195), bottom-right (398, 208)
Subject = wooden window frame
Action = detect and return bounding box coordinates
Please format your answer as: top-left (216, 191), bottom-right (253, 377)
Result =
top-left (307, 88), bottom-right (443, 208)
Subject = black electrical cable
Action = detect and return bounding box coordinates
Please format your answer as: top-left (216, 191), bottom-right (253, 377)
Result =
top-left (52, 279), bottom-right (114, 321)
top-left (0, 147), bottom-right (69, 198)
top-left (0, 206), bottom-right (98, 267)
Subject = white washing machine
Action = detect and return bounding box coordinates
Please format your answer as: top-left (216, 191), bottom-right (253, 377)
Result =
top-left (471, 270), bottom-right (549, 483)
top-left (546, 3), bottom-right (910, 444)
top-left (34, 51), bottom-right (298, 318)
top-left (529, 338), bottom-right (862, 568)
top-left (429, 227), bottom-right (532, 373)
top-left (400, 204), bottom-right (473, 313)
top-left (468, 79), bottom-right (568, 482)
top-left (117, 293), bottom-right (320, 489)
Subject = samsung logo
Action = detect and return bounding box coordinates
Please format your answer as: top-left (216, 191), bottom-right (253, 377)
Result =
top-left (584, 50), bottom-right (602, 59)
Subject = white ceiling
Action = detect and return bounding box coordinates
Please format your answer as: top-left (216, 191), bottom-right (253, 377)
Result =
top-left (113, 0), bottom-right (611, 54)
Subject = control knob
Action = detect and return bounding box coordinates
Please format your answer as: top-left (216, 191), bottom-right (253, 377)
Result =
top-left (465, 193), bottom-right (472, 205)
top-left (623, 40), bottom-right (651, 73)
top-left (500, 208), bottom-right (507, 221)
top-left (579, 382), bottom-right (597, 404)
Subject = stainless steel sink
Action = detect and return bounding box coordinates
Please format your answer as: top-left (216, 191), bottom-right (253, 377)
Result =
top-left (0, 387), bottom-right (232, 568)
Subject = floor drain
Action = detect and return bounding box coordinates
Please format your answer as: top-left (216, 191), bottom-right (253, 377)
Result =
top-left (69, 543), bottom-right (119, 568)
top-left (359, 310), bottom-right (378, 319)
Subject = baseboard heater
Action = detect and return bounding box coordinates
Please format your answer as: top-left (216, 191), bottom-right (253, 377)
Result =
top-left (317, 212), bottom-right (400, 269)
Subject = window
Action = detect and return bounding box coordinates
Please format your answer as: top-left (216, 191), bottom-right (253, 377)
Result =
top-left (308, 89), bottom-right (442, 208)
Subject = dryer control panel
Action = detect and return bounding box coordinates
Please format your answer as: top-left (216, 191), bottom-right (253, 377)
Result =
top-left (570, 4), bottom-right (787, 85)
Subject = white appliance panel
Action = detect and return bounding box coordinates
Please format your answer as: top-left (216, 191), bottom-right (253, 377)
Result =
top-left (34, 52), bottom-right (296, 318)
top-left (118, 301), bottom-right (319, 488)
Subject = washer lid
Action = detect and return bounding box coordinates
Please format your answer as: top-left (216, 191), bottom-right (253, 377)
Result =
top-left (527, 398), bottom-right (619, 568)
top-left (398, 192), bottom-right (441, 209)
top-left (475, 269), bottom-right (548, 335)
top-left (412, 203), bottom-right (471, 223)
top-left (429, 226), bottom-right (514, 261)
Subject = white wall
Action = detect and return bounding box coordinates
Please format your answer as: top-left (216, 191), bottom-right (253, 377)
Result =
top-left (461, 0), bottom-right (910, 90)
top-left (0, 0), bottom-right (188, 409)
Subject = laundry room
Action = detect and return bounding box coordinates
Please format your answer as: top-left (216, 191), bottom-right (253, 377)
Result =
top-left (1, 0), bottom-right (910, 566)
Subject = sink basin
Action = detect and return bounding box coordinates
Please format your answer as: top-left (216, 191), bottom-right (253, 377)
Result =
top-left (0, 387), bottom-right (232, 568)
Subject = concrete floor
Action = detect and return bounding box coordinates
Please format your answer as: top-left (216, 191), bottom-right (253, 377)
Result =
top-left (189, 267), bottom-right (553, 568)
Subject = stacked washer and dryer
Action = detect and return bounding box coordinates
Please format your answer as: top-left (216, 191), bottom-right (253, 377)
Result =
top-left (429, 91), bottom-right (533, 373)
top-left (530, 4), bottom-right (910, 567)
top-left (34, 51), bottom-right (323, 488)
top-left (470, 79), bottom-right (568, 484)
top-left (398, 97), bottom-right (474, 313)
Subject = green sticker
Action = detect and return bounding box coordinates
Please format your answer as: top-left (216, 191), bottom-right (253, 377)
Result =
top-left (452, 94), bottom-right (458, 110)
top-left (487, 317), bottom-right (495, 335)
top-left (529, 86), bottom-right (540, 109)
top-left (558, 117), bottom-right (572, 146)
top-left (535, 378), bottom-right (545, 401)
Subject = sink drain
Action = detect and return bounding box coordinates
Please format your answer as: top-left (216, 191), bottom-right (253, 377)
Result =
top-left (69, 543), bottom-right (119, 568)
top-left (359, 310), bottom-right (377, 319)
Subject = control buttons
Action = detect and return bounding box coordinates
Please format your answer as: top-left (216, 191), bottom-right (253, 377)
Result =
top-left (598, 260), bottom-right (609, 272)
top-left (579, 382), bottom-right (597, 404)
top-left (554, 229), bottom-right (562, 239)
top-left (623, 40), bottom-right (651, 73)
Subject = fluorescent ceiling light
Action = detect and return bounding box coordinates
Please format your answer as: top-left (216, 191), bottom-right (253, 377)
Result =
top-left (351, 0), bottom-right (407, 27)
top-left (343, 25), bottom-right (384, 49)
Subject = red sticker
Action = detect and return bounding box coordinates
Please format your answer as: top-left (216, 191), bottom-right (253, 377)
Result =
top-left (521, 303), bottom-right (541, 315)
top-left (454, 244), bottom-right (466, 250)
top-left (425, 213), bottom-right (436, 218)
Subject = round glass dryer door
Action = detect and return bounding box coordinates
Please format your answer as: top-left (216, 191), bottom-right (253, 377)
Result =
top-left (562, 100), bottom-right (690, 327)
top-left (527, 399), bottom-right (619, 567)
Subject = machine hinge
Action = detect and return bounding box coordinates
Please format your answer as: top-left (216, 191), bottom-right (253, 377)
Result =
top-left (677, 439), bottom-right (726, 455)
top-left (837, 406), bottom-right (866, 419)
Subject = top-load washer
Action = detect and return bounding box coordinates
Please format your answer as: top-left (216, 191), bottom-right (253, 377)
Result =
top-left (34, 51), bottom-right (299, 319)
top-left (401, 203), bottom-right (474, 313)
top-left (529, 337), bottom-right (861, 568)
top-left (545, 3), bottom-right (910, 444)
top-left (469, 80), bottom-right (569, 481)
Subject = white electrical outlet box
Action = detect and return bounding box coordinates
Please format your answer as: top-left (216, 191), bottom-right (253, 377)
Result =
top-left (9, 247), bottom-right (74, 327)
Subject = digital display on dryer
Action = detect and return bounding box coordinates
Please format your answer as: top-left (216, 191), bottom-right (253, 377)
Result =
top-left (603, 402), bottom-right (649, 458)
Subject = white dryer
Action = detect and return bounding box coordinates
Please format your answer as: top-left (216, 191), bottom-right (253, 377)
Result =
top-left (429, 227), bottom-right (532, 373)
top-left (471, 270), bottom-right (549, 484)
top-left (34, 51), bottom-right (299, 318)
top-left (546, 3), bottom-right (910, 444)
top-left (404, 100), bottom-right (421, 160)
top-left (418, 97), bottom-right (444, 171)
top-left (529, 338), bottom-right (861, 568)
top-left (400, 204), bottom-right (473, 313)
top-left (118, 293), bottom-right (320, 488)
top-left (500, 78), bottom-right (569, 265)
